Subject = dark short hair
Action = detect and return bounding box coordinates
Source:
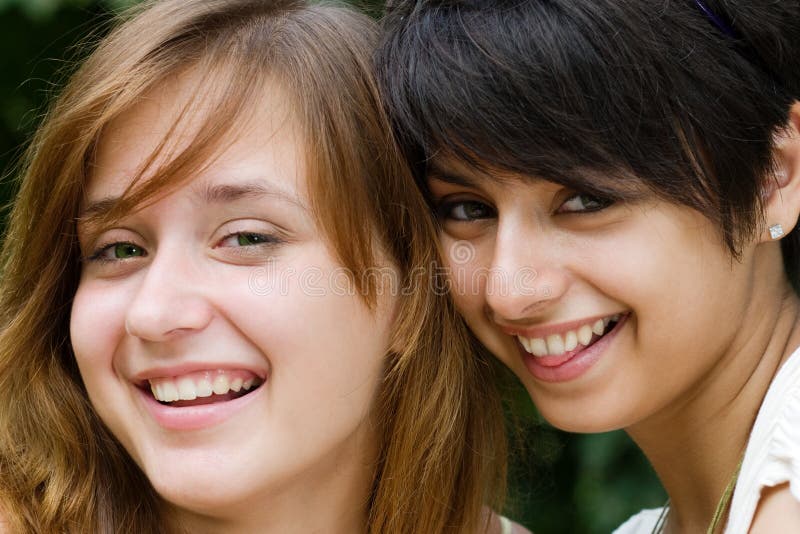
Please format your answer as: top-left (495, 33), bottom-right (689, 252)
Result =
top-left (376, 0), bottom-right (800, 284)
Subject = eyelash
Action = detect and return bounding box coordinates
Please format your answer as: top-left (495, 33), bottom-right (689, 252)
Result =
top-left (84, 231), bottom-right (283, 263)
top-left (435, 200), bottom-right (496, 222)
top-left (556, 193), bottom-right (615, 214)
top-left (436, 193), bottom-right (614, 222)
top-left (217, 231), bottom-right (282, 248)
top-left (85, 241), bottom-right (146, 263)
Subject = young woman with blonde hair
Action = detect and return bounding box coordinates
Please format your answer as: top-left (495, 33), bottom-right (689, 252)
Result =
top-left (0, 1), bottom-right (514, 532)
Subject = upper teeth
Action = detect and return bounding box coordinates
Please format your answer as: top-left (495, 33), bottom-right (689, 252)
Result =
top-left (149, 370), bottom-right (260, 403)
top-left (517, 314), bottom-right (620, 357)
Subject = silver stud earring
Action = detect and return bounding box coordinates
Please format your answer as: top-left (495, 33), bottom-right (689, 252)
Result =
top-left (769, 224), bottom-right (785, 240)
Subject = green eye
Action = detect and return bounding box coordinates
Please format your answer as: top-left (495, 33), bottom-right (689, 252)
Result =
top-left (86, 241), bottom-right (147, 263)
top-left (113, 243), bottom-right (144, 259)
top-left (236, 233), bottom-right (269, 246)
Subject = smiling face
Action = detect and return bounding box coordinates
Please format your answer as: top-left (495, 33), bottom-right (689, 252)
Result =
top-left (69, 74), bottom-right (396, 530)
top-left (427, 157), bottom-right (775, 433)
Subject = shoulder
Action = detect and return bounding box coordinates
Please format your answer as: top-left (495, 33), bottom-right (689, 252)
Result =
top-left (482, 512), bottom-right (532, 534)
top-left (727, 348), bottom-right (800, 531)
top-left (611, 508), bottom-right (664, 534)
top-left (502, 515), bottom-right (533, 534)
top-left (749, 483), bottom-right (800, 534)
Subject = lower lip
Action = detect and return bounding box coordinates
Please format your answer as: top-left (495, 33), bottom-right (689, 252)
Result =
top-left (521, 314), bottom-right (628, 383)
top-left (136, 382), bottom-right (265, 431)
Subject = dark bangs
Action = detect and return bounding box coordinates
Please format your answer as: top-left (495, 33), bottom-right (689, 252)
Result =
top-left (377, 0), bottom-right (800, 255)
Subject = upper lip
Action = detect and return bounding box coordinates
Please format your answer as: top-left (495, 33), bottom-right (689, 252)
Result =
top-left (498, 312), bottom-right (626, 339)
top-left (131, 362), bottom-right (269, 386)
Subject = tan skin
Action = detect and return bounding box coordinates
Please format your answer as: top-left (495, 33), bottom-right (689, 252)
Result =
top-left (429, 104), bottom-right (800, 533)
top-left (744, 107), bottom-right (800, 533)
top-left (751, 483), bottom-right (800, 533)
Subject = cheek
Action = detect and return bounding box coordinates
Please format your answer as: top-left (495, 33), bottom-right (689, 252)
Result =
top-left (70, 280), bottom-right (129, 385)
top-left (584, 214), bottom-right (750, 384)
top-left (441, 234), bottom-right (489, 313)
top-left (228, 266), bottom-right (392, 413)
top-left (69, 279), bottom-right (136, 439)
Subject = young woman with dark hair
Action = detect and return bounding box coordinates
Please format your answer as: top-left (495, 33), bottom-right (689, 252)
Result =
top-left (377, 1), bottom-right (800, 532)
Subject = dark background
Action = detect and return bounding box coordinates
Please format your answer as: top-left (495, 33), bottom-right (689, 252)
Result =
top-left (0, 1), bottom-right (665, 532)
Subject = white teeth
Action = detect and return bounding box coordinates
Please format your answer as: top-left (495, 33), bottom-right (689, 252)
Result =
top-left (546, 334), bottom-right (565, 355)
top-left (230, 377), bottom-right (243, 392)
top-left (149, 371), bottom-right (261, 403)
top-left (577, 324), bottom-right (593, 345)
top-left (515, 313), bottom-right (623, 357)
top-left (592, 319), bottom-right (605, 336)
top-left (162, 382), bottom-right (179, 402)
top-left (196, 377), bottom-right (213, 398)
top-left (212, 375), bottom-right (230, 395)
top-left (177, 377), bottom-right (197, 401)
top-left (530, 338), bottom-right (548, 357)
top-left (564, 330), bottom-right (578, 352)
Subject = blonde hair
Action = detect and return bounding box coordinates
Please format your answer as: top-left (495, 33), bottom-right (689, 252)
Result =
top-left (0, 1), bottom-right (506, 532)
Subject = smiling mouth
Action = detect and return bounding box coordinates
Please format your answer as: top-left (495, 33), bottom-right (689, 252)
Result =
top-left (144, 370), bottom-right (264, 407)
top-left (516, 313), bottom-right (624, 358)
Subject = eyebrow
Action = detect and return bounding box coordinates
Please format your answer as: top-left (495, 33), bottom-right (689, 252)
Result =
top-left (79, 179), bottom-right (306, 220)
top-left (199, 181), bottom-right (305, 210)
top-left (426, 161), bottom-right (482, 188)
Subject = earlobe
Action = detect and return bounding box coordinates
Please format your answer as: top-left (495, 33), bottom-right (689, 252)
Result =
top-left (762, 101), bottom-right (800, 242)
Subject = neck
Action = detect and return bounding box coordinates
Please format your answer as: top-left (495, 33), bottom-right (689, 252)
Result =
top-left (627, 281), bottom-right (800, 532)
top-left (169, 430), bottom-right (377, 534)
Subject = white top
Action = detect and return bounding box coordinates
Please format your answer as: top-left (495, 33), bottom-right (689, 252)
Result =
top-left (613, 346), bottom-right (800, 534)
top-left (499, 515), bottom-right (512, 534)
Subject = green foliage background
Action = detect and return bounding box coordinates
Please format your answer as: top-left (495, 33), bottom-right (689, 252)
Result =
top-left (0, 1), bottom-right (666, 532)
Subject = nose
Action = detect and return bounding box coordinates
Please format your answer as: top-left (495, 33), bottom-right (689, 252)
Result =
top-left (483, 222), bottom-right (570, 322)
top-left (124, 249), bottom-right (213, 342)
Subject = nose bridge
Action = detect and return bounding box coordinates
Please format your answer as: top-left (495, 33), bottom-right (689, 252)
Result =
top-left (485, 219), bottom-right (568, 319)
top-left (125, 244), bottom-right (213, 341)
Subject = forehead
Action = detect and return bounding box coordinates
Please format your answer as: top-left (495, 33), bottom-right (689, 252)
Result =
top-left (427, 150), bottom-right (650, 202)
top-left (427, 152), bottom-right (542, 190)
top-left (87, 68), bottom-right (305, 205)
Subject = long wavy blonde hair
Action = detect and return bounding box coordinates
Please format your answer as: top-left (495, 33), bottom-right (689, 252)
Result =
top-left (0, 1), bottom-right (506, 532)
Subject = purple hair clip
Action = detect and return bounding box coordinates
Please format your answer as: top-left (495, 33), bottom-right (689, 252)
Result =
top-left (693, 0), bottom-right (738, 39)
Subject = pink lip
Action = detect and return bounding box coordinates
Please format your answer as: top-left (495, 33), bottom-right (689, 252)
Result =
top-left (521, 313), bottom-right (628, 383)
top-left (500, 312), bottom-right (620, 339)
top-left (134, 379), bottom-right (265, 431)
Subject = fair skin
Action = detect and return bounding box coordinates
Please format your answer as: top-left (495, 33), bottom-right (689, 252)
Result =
top-left (70, 72), bottom-right (396, 534)
top-left (428, 106), bottom-right (800, 533)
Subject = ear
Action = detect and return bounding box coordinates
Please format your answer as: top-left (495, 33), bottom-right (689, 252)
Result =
top-left (761, 102), bottom-right (800, 242)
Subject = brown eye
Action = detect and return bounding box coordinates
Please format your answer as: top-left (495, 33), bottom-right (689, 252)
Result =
top-left (439, 200), bottom-right (496, 221)
top-left (558, 193), bottom-right (614, 213)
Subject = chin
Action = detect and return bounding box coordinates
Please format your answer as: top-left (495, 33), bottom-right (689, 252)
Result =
top-left (528, 389), bottom-right (636, 434)
top-left (152, 475), bottom-right (254, 516)
top-left (544, 413), bottom-right (625, 434)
